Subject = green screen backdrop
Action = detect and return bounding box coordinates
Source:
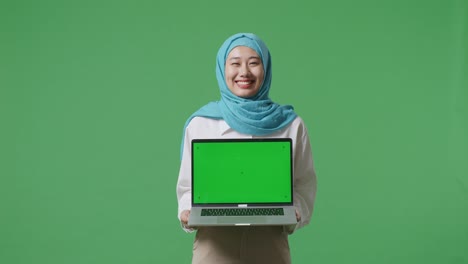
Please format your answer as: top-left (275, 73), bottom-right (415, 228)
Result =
top-left (1, 0), bottom-right (467, 263)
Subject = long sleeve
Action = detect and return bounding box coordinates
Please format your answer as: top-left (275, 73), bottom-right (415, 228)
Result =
top-left (285, 119), bottom-right (317, 234)
top-left (176, 125), bottom-right (195, 232)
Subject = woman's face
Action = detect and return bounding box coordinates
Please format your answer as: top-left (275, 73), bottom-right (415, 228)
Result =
top-left (225, 46), bottom-right (264, 98)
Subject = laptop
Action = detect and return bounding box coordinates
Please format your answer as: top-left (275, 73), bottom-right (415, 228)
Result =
top-left (188, 138), bottom-right (297, 226)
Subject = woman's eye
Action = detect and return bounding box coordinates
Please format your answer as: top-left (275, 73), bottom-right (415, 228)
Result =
top-left (231, 63), bottom-right (240, 66)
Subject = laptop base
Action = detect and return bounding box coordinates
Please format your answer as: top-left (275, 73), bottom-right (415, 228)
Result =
top-left (188, 206), bottom-right (297, 226)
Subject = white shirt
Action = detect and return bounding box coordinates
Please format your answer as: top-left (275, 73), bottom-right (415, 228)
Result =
top-left (176, 116), bottom-right (317, 233)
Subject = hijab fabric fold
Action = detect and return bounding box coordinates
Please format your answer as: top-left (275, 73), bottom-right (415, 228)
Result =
top-left (180, 33), bottom-right (297, 158)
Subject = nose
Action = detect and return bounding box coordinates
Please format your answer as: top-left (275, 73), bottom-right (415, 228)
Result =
top-left (239, 63), bottom-right (250, 76)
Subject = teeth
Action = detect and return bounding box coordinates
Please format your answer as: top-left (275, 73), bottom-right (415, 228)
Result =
top-left (237, 81), bottom-right (251, 85)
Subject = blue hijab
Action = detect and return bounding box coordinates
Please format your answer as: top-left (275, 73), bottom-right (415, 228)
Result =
top-left (180, 33), bottom-right (297, 158)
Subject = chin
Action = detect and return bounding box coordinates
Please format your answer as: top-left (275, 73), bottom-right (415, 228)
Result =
top-left (228, 87), bottom-right (259, 98)
top-left (237, 92), bottom-right (257, 98)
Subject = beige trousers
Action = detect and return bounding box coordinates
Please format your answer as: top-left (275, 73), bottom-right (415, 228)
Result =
top-left (192, 226), bottom-right (291, 264)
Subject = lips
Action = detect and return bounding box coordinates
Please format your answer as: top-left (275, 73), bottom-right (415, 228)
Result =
top-left (235, 80), bottom-right (255, 89)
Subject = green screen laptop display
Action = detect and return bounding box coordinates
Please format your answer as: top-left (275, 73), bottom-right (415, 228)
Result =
top-left (192, 139), bottom-right (293, 205)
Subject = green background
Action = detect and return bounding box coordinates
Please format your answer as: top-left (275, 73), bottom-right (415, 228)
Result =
top-left (1, 0), bottom-right (467, 263)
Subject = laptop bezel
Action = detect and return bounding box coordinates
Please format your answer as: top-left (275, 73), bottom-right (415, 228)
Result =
top-left (191, 138), bottom-right (294, 208)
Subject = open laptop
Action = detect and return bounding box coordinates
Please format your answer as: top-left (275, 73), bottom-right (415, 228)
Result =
top-left (188, 138), bottom-right (297, 226)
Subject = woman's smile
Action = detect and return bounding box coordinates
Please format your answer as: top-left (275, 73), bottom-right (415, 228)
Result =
top-left (235, 79), bottom-right (256, 89)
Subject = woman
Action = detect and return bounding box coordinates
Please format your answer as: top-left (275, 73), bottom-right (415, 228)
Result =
top-left (176, 33), bottom-right (317, 264)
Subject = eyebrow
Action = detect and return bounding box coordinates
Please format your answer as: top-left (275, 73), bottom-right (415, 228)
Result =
top-left (228, 56), bottom-right (261, 60)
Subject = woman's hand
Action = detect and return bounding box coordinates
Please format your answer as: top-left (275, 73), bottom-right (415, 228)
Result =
top-left (295, 209), bottom-right (301, 222)
top-left (180, 210), bottom-right (191, 228)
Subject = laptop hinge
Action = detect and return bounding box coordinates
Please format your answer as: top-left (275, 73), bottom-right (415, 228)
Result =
top-left (238, 204), bottom-right (248, 208)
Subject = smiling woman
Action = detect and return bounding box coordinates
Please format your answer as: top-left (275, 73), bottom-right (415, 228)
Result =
top-left (176, 33), bottom-right (317, 264)
top-left (225, 46), bottom-right (265, 98)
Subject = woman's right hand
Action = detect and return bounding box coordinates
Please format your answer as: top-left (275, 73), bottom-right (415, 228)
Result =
top-left (180, 210), bottom-right (191, 228)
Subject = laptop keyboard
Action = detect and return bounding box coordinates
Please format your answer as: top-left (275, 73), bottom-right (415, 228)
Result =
top-left (201, 208), bottom-right (284, 216)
